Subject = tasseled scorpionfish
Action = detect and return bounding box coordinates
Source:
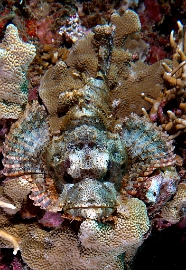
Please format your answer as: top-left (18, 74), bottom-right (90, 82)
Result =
top-left (2, 21), bottom-right (178, 220)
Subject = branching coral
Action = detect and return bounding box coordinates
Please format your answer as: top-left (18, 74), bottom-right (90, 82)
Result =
top-left (0, 24), bottom-right (36, 119)
top-left (0, 230), bottom-right (20, 255)
top-left (0, 200), bottom-right (16, 210)
top-left (141, 21), bottom-right (186, 139)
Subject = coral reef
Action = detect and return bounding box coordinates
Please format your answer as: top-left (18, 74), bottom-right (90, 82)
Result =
top-left (0, 2), bottom-right (186, 270)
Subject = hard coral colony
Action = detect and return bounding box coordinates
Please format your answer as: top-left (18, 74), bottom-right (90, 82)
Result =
top-left (0, 2), bottom-right (185, 270)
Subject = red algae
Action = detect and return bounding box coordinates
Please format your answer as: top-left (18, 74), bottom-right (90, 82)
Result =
top-left (144, 0), bottom-right (163, 23)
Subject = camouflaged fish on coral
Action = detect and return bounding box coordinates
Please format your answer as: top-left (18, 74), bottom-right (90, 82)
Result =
top-left (0, 9), bottom-right (180, 270)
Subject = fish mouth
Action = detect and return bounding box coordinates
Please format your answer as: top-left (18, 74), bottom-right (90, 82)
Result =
top-left (67, 205), bottom-right (114, 209)
top-left (61, 178), bottom-right (118, 219)
top-left (64, 205), bottom-right (116, 219)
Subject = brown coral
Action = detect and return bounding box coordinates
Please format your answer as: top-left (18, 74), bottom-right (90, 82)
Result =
top-left (39, 60), bottom-right (84, 134)
top-left (39, 11), bottom-right (166, 120)
top-left (1, 176), bottom-right (32, 213)
top-left (0, 24), bottom-right (36, 119)
top-left (107, 47), bottom-right (132, 89)
top-left (111, 10), bottom-right (141, 48)
top-left (66, 32), bottom-right (98, 77)
top-left (2, 223), bottom-right (124, 269)
top-left (109, 60), bottom-right (166, 117)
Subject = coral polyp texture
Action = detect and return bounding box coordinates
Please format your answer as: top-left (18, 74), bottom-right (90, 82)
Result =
top-left (0, 198), bottom-right (149, 270)
top-left (0, 8), bottom-right (183, 270)
top-left (0, 24), bottom-right (36, 119)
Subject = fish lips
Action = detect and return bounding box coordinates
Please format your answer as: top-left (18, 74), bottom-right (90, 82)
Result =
top-left (61, 178), bottom-right (119, 219)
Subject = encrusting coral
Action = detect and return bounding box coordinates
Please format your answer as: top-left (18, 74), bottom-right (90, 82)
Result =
top-left (0, 24), bottom-right (36, 119)
top-left (109, 60), bottom-right (167, 117)
top-left (79, 198), bottom-right (149, 253)
top-left (39, 60), bottom-right (84, 134)
top-left (0, 198), bottom-right (149, 270)
top-left (0, 9), bottom-right (183, 270)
